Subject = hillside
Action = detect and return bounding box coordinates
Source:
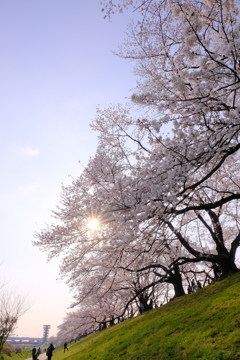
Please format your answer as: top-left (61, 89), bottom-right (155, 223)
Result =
top-left (52, 273), bottom-right (240, 360)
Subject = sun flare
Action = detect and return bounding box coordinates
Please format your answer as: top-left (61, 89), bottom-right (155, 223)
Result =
top-left (87, 218), bottom-right (100, 230)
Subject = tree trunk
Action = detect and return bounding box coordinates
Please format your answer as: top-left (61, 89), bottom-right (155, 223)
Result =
top-left (168, 265), bottom-right (185, 298)
top-left (218, 255), bottom-right (239, 278)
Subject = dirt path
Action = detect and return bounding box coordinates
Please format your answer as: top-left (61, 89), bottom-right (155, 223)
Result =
top-left (25, 353), bottom-right (47, 360)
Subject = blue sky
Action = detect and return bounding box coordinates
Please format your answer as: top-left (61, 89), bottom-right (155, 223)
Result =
top-left (0, 0), bottom-right (138, 338)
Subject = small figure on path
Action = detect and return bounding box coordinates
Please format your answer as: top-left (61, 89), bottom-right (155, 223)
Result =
top-left (64, 342), bottom-right (69, 352)
top-left (37, 347), bottom-right (41, 356)
top-left (46, 343), bottom-right (55, 360)
top-left (32, 347), bottom-right (36, 360)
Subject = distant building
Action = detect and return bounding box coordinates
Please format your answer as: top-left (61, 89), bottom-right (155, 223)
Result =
top-left (43, 325), bottom-right (51, 343)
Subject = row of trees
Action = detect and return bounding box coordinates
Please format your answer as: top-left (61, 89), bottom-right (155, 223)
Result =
top-left (34, 0), bottom-right (240, 341)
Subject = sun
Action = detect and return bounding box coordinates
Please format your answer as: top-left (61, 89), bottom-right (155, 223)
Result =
top-left (87, 218), bottom-right (100, 230)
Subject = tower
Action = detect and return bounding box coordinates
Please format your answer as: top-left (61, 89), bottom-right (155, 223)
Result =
top-left (42, 325), bottom-right (51, 343)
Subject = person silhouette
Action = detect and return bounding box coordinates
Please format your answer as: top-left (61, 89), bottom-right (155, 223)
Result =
top-left (32, 347), bottom-right (36, 360)
top-left (64, 342), bottom-right (69, 352)
top-left (46, 344), bottom-right (55, 360)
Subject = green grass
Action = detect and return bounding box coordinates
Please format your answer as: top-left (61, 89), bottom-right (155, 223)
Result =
top-left (52, 273), bottom-right (240, 360)
top-left (0, 349), bottom-right (32, 360)
top-left (9, 272), bottom-right (236, 360)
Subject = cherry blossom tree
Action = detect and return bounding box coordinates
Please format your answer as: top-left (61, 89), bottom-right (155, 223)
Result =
top-left (89, 101), bottom-right (240, 270)
top-left (54, 266), bottom-right (172, 344)
top-left (34, 1), bottom-right (240, 335)
top-left (99, 0), bottom-right (240, 210)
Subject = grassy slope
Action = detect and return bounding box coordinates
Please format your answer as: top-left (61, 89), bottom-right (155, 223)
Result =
top-left (54, 273), bottom-right (240, 360)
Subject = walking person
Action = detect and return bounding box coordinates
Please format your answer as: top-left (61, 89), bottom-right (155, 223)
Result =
top-left (64, 342), bottom-right (69, 352)
top-left (46, 344), bottom-right (55, 360)
top-left (32, 347), bottom-right (36, 360)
